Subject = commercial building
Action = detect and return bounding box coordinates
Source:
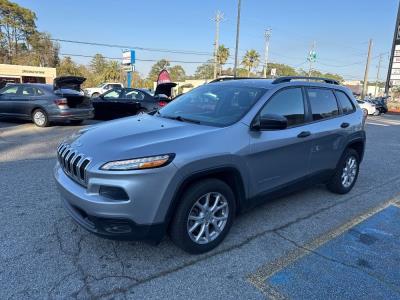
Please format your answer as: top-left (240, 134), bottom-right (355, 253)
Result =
top-left (0, 64), bottom-right (57, 84)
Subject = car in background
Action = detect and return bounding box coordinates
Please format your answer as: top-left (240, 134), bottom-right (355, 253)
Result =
top-left (84, 82), bottom-right (124, 98)
top-left (371, 98), bottom-right (388, 114)
top-left (0, 76), bottom-right (93, 127)
top-left (357, 100), bottom-right (379, 116)
top-left (92, 88), bottom-right (170, 120)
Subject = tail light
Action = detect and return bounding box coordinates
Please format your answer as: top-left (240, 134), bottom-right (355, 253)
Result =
top-left (54, 98), bottom-right (68, 108)
top-left (158, 101), bottom-right (168, 107)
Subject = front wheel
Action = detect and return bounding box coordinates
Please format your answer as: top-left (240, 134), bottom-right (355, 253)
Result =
top-left (327, 148), bottom-right (360, 194)
top-left (169, 179), bottom-right (236, 254)
top-left (32, 109), bottom-right (49, 127)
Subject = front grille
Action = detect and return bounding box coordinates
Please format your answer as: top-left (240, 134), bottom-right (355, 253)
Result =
top-left (57, 143), bottom-right (91, 186)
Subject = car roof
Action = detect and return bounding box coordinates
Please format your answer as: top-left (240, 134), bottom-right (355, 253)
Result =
top-left (4, 83), bottom-right (53, 90)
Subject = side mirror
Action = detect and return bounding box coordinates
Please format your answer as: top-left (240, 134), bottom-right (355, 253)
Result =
top-left (251, 114), bottom-right (288, 131)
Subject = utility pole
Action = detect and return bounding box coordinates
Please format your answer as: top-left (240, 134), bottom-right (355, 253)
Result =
top-left (263, 28), bottom-right (272, 78)
top-left (308, 41), bottom-right (316, 77)
top-left (362, 39), bottom-right (373, 99)
top-left (374, 54), bottom-right (383, 97)
top-left (233, 0), bottom-right (241, 78)
top-left (212, 11), bottom-right (224, 79)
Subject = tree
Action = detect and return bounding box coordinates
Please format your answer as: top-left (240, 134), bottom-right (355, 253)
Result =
top-left (90, 54), bottom-right (107, 74)
top-left (194, 60), bottom-right (214, 79)
top-left (266, 63), bottom-right (298, 77)
top-left (298, 69), bottom-right (344, 83)
top-left (216, 45), bottom-right (230, 76)
top-left (147, 59), bottom-right (170, 81)
top-left (102, 60), bottom-right (122, 82)
top-left (241, 49), bottom-right (260, 76)
top-left (169, 65), bottom-right (186, 82)
top-left (56, 57), bottom-right (84, 77)
top-left (0, 0), bottom-right (37, 63)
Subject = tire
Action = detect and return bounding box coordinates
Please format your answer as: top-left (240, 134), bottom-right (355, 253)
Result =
top-left (373, 110), bottom-right (380, 116)
top-left (137, 109), bottom-right (147, 115)
top-left (91, 93), bottom-right (100, 98)
top-left (169, 179), bottom-right (236, 254)
top-left (70, 120), bottom-right (84, 125)
top-left (327, 148), bottom-right (360, 194)
top-left (32, 109), bottom-right (49, 127)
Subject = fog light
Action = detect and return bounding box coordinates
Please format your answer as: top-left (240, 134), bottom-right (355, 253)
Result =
top-left (99, 186), bottom-right (129, 200)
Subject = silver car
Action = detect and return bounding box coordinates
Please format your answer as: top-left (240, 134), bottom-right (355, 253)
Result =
top-left (54, 76), bottom-right (366, 254)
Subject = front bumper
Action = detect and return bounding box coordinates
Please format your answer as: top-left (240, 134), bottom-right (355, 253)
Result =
top-left (54, 162), bottom-right (179, 241)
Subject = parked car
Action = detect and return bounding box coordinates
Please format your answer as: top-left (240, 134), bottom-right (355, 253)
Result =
top-left (54, 76), bottom-right (366, 254)
top-left (371, 98), bottom-right (388, 114)
top-left (0, 76), bottom-right (93, 127)
top-left (84, 82), bottom-right (124, 98)
top-left (357, 100), bottom-right (379, 116)
top-left (92, 88), bottom-right (170, 120)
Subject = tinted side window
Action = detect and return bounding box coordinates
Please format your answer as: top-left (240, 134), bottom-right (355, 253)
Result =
top-left (307, 88), bottom-right (339, 120)
top-left (260, 88), bottom-right (305, 127)
top-left (335, 91), bottom-right (355, 114)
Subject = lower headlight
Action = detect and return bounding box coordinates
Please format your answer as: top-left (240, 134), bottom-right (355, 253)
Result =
top-left (101, 154), bottom-right (174, 171)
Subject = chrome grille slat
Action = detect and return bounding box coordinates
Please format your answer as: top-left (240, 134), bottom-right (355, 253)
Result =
top-left (57, 143), bottom-right (91, 187)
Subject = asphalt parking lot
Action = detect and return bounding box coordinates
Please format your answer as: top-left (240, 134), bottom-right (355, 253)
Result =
top-left (1, 114), bottom-right (400, 300)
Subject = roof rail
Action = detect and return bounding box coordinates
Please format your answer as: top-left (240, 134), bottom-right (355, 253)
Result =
top-left (208, 76), bottom-right (263, 84)
top-left (272, 76), bottom-right (340, 85)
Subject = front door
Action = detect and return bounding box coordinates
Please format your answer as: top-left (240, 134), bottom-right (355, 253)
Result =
top-left (247, 87), bottom-right (313, 197)
top-left (0, 85), bottom-right (22, 116)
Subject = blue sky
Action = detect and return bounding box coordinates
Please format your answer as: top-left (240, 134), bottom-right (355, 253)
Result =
top-left (14, 0), bottom-right (399, 80)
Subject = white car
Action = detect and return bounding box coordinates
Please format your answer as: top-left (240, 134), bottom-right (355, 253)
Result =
top-left (84, 82), bottom-right (124, 98)
top-left (357, 100), bottom-right (379, 116)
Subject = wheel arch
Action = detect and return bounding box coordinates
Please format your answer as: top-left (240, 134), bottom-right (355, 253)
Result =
top-left (346, 138), bottom-right (365, 162)
top-left (165, 167), bottom-right (247, 229)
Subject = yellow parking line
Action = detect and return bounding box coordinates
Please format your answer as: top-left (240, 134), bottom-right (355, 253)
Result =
top-left (247, 195), bottom-right (400, 299)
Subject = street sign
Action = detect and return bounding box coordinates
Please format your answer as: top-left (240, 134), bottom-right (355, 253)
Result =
top-left (122, 50), bottom-right (135, 65)
top-left (270, 68), bottom-right (277, 76)
top-left (308, 50), bottom-right (317, 62)
top-left (122, 65), bottom-right (135, 72)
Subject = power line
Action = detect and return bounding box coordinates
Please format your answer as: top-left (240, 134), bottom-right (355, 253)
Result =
top-left (52, 38), bottom-right (213, 56)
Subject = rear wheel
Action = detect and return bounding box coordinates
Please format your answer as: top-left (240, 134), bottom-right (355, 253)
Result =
top-left (327, 148), bottom-right (360, 194)
top-left (32, 109), bottom-right (49, 127)
top-left (169, 179), bottom-right (236, 254)
top-left (91, 93), bottom-right (100, 98)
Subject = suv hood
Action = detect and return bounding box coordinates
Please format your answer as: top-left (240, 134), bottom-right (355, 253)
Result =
top-left (70, 114), bottom-right (222, 164)
top-left (54, 76), bottom-right (86, 91)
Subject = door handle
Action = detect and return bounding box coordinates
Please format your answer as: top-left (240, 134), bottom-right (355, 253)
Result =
top-left (297, 131), bottom-right (311, 138)
top-left (341, 122), bottom-right (350, 128)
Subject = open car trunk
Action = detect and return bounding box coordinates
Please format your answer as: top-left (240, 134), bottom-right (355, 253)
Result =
top-left (54, 76), bottom-right (91, 108)
top-left (154, 82), bottom-right (177, 98)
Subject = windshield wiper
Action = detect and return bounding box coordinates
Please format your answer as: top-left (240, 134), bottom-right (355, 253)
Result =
top-left (161, 115), bottom-right (201, 124)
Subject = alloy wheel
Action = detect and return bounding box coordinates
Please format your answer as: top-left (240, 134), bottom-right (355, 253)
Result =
top-left (341, 156), bottom-right (358, 188)
top-left (34, 111), bottom-right (46, 126)
top-left (187, 192), bottom-right (229, 245)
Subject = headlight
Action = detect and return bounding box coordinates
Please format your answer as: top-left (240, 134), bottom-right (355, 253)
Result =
top-left (101, 154), bottom-right (174, 171)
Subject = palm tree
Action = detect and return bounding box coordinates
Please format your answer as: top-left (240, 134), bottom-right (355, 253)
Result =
top-left (103, 61), bottom-right (122, 82)
top-left (241, 49), bottom-right (260, 76)
top-left (216, 45), bottom-right (230, 76)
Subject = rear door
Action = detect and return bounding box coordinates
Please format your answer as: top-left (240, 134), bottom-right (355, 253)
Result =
top-left (305, 87), bottom-right (349, 174)
top-left (247, 87), bottom-right (313, 195)
top-left (0, 85), bottom-right (22, 116)
top-left (10, 86), bottom-right (46, 117)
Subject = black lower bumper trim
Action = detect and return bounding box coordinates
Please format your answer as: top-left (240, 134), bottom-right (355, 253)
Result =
top-left (62, 198), bottom-right (165, 242)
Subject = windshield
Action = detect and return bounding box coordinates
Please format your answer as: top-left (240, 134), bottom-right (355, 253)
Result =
top-left (158, 84), bottom-right (266, 127)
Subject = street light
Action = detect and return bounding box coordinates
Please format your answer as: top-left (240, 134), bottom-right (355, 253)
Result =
top-left (233, 0), bottom-right (241, 78)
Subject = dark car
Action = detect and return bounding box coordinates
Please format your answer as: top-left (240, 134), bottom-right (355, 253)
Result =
top-left (92, 88), bottom-right (170, 120)
top-left (371, 98), bottom-right (388, 114)
top-left (0, 76), bottom-right (93, 127)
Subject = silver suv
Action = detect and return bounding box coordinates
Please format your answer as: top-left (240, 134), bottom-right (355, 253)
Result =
top-left (54, 77), bottom-right (366, 254)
